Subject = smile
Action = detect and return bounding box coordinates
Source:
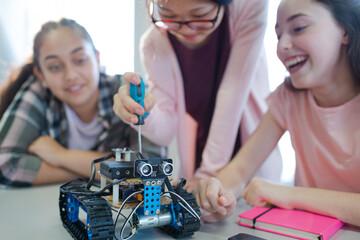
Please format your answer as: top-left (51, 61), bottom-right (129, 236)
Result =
top-left (67, 84), bottom-right (83, 93)
top-left (285, 56), bottom-right (308, 73)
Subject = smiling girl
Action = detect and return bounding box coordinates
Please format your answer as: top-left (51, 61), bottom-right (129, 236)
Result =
top-left (194, 0), bottom-right (360, 225)
top-left (0, 18), bottom-right (163, 187)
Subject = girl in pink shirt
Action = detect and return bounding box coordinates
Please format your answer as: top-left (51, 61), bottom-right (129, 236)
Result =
top-left (195, 0), bottom-right (360, 225)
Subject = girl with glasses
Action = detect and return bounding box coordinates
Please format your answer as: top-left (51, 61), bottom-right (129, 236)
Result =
top-left (114, 0), bottom-right (282, 191)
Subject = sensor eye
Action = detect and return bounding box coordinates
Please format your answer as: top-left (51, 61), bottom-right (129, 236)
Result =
top-left (137, 163), bottom-right (153, 177)
top-left (161, 162), bottom-right (174, 176)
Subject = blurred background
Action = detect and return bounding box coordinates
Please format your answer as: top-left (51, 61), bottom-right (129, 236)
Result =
top-left (0, 0), bottom-right (294, 184)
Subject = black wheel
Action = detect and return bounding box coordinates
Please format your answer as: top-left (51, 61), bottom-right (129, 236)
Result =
top-left (59, 178), bottom-right (114, 240)
top-left (160, 178), bottom-right (201, 238)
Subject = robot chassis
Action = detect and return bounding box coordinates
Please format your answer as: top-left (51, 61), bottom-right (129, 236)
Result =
top-left (59, 148), bottom-right (201, 240)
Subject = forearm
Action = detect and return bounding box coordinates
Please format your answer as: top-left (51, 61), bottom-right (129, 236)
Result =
top-left (33, 161), bottom-right (78, 185)
top-left (59, 150), bottom-right (112, 179)
top-left (281, 186), bottom-right (360, 226)
top-left (218, 112), bottom-right (285, 198)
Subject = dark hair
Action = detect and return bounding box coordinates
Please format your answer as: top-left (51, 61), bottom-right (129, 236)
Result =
top-left (0, 18), bottom-right (96, 119)
top-left (314, 0), bottom-right (360, 82)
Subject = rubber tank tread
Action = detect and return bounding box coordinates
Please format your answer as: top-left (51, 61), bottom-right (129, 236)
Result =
top-left (59, 178), bottom-right (114, 240)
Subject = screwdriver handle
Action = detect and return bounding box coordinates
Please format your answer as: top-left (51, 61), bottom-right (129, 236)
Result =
top-left (129, 77), bottom-right (148, 125)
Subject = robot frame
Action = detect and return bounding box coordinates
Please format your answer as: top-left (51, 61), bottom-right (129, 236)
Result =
top-left (59, 148), bottom-right (201, 240)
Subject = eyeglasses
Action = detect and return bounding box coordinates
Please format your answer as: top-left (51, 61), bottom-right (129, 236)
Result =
top-left (150, 1), bottom-right (221, 31)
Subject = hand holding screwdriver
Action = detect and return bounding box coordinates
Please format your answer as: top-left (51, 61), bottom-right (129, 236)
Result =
top-left (113, 72), bottom-right (155, 125)
top-left (129, 78), bottom-right (148, 153)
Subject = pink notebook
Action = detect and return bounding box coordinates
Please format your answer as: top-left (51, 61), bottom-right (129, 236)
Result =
top-left (238, 207), bottom-right (344, 240)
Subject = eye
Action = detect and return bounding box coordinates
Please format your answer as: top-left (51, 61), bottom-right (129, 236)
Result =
top-left (293, 26), bottom-right (307, 33)
top-left (48, 64), bottom-right (62, 72)
top-left (75, 56), bottom-right (88, 65)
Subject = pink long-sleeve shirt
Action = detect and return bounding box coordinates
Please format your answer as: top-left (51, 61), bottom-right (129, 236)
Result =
top-left (139, 0), bottom-right (282, 181)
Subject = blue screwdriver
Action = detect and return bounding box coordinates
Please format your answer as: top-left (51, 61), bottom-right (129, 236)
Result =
top-left (129, 78), bottom-right (148, 153)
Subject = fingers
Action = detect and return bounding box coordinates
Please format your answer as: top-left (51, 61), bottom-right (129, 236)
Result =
top-left (122, 72), bottom-right (141, 85)
top-left (218, 193), bottom-right (236, 209)
top-left (114, 72), bottom-right (156, 123)
top-left (195, 178), bottom-right (237, 222)
top-left (113, 86), bottom-right (145, 124)
top-left (197, 178), bottom-right (227, 216)
top-left (242, 178), bottom-right (269, 207)
top-left (144, 92), bottom-right (156, 113)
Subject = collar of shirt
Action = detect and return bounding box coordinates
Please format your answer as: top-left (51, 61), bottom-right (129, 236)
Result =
top-left (45, 74), bottom-right (119, 148)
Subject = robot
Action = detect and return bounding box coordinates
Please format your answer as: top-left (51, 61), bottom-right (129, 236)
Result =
top-left (59, 79), bottom-right (201, 239)
top-left (59, 148), bottom-right (201, 240)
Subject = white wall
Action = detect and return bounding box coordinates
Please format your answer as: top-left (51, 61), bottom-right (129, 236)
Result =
top-left (0, 0), bottom-right (134, 83)
top-left (265, 0), bottom-right (295, 184)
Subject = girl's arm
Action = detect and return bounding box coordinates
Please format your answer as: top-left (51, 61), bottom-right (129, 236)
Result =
top-left (28, 135), bottom-right (112, 180)
top-left (194, 111), bottom-right (285, 221)
top-left (243, 178), bottom-right (360, 226)
top-left (195, 0), bottom-right (272, 178)
top-left (33, 161), bottom-right (78, 185)
top-left (217, 111), bottom-right (285, 197)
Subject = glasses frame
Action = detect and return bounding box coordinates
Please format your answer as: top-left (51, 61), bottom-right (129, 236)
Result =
top-left (150, 1), bottom-right (221, 31)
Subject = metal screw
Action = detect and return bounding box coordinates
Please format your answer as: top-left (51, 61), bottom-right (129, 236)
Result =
top-left (145, 181), bottom-right (151, 186)
top-left (151, 180), bottom-right (156, 186)
top-left (116, 171), bottom-right (120, 175)
top-left (145, 210), bottom-right (150, 216)
top-left (157, 180), bottom-right (162, 185)
top-left (156, 209), bottom-right (160, 214)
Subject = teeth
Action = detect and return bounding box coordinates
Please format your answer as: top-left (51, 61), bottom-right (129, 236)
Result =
top-left (285, 56), bottom-right (307, 68)
top-left (69, 85), bottom-right (81, 91)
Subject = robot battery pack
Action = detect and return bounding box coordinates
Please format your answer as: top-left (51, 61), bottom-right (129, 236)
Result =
top-left (100, 161), bottom-right (134, 180)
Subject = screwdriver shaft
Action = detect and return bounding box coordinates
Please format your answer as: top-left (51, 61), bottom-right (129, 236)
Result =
top-left (138, 125), bottom-right (142, 153)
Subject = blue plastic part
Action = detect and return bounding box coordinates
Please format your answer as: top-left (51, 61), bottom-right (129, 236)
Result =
top-left (66, 194), bottom-right (79, 223)
top-left (168, 202), bottom-right (181, 231)
top-left (143, 184), bottom-right (161, 215)
top-left (66, 194), bottom-right (92, 239)
top-left (129, 78), bottom-right (149, 121)
top-left (87, 213), bottom-right (92, 239)
top-left (79, 204), bottom-right (92, 240)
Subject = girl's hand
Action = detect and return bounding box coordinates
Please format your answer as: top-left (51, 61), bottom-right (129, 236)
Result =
top-left (28, 135), bottom-right (66, 167)
top-left (242, 177), bottom-right (294, 209)
top-left (184, 177), bottom-right (201, 192)
top-left (113, 72), bottom-right (155, 124)
top-left (193, 177), bottom-right (237, 222)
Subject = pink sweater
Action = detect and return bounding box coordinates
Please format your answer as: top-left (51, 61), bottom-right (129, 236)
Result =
top-left (139, 0), bottom-right (282, 181)
top-left (268, 83), bottom-right (360, 192)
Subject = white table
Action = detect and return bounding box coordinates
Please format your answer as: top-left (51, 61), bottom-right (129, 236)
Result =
top-left (1, 184), bottom-right (359, 240)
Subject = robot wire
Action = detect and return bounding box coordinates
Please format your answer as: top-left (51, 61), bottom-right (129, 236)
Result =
top-left (63, 178), bottom-right (126, 196)
top-left (86, 152), bottom-right (115, 190)
top-left (119, 200), bottom-right (144, 240)
top-left (114, 190), bottom-right (144, 240)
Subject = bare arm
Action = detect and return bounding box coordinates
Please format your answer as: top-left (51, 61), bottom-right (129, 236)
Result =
top-left (217, 111), bottom-right (285, 197)
top-left (193, 111), bottom-right (285, 222)
top-left (33, 161), bottom-right (78, 185)
top-left (28, 135), bottom-right (112, 180)
top-left (243, 178), bottom-right (360, 226)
